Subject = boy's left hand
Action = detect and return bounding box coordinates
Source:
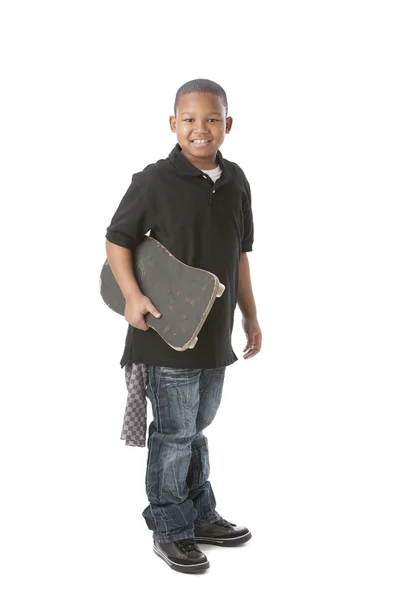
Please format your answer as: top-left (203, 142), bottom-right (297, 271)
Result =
top-left (242, 316), bottom-right (262, 359)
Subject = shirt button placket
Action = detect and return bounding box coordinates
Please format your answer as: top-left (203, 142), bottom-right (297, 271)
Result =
top-left (209, 188), bottom-right (216, 206)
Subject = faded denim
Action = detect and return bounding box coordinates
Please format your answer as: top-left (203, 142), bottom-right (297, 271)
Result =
top-left (142, 365), bottom-right (226, 543)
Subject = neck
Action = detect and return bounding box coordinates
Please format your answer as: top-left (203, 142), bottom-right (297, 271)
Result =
top-left (180, 149), bottom-right (218, 170)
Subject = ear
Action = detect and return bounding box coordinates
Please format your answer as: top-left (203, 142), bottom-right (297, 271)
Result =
top-left (169, 115), bottom-right (177, 132)
top-left (225, 116), bottom-right (233, 133)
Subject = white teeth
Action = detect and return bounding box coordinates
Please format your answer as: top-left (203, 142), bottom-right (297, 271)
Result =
top-left (192, 140), bottom-right (210, 144)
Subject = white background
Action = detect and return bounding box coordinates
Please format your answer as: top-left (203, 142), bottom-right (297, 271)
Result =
top-left (1, 1), bottom-right (399, 598)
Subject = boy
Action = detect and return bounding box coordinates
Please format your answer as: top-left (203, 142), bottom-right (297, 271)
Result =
top-left (105, 78), bottom-right (262, 574)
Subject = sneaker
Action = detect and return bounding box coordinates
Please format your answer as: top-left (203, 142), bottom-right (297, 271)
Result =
top-left (194, 517), bottom-right (252, 546)
top-left (153, 537), bottom-right (210, 573)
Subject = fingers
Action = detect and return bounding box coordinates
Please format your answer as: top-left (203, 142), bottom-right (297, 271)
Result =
top-left (243, 345), bottom-right (259, 359)
top-left (243, 333), bottom-right (262, 359)
top-left (129, 300), bottom-right (161, 330)
top-left (126, 317), bottom-right (148, 331)
top-left (243, 337), bottom-right (256, 353)
top-left (146, 300), bottom-right (162, 319)
top-left (136, 301), bottom-right (161, 330)
top-left (244, 348), bottom-right (258, 359)
top-left (139, 317), bottom-right (150, 331)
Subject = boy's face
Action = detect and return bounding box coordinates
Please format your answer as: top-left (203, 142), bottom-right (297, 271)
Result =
top-left (169, 92), bottom-right (232, 167)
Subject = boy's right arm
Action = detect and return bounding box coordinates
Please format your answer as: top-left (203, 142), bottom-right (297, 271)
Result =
top-left (105, 240), bottom-right (161, 331)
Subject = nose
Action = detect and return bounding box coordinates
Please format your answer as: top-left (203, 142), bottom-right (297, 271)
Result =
top-left (193, 119), bottom-right (210, 131)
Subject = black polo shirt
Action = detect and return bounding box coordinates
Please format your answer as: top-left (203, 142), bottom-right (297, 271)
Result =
top-left (105, 142), bottom-right (254, 369)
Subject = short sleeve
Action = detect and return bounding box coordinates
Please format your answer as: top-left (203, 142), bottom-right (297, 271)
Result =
top-left (241, 174), bottom-right (254, 252)
top-left (105, 173), bottom-right (154, 250)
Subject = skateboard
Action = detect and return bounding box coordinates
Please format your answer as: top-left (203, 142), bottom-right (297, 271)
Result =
top-left (100, 235), bottom-right (225, 351)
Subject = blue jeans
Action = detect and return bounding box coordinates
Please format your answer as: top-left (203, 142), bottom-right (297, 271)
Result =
top-left (142, 365), bottom-right (226, 543)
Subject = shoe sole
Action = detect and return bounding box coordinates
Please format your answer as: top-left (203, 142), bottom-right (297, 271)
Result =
top-left (194, 530), bottom-right (252, 547)
top-left (153, 545), bottom-right (210, 574)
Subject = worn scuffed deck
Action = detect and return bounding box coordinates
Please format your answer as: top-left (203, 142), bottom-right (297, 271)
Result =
top-left (100, 236), bottom-right (224, 351)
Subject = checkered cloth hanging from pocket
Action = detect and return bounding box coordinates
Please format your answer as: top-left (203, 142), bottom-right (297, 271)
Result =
top-left (120, 362), bottom-right (148, 447)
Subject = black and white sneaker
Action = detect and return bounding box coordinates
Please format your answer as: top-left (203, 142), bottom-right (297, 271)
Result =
top-left (194, 517), bottom-right (252, 546)
top-left (153, 538), bottom-right (210, 574)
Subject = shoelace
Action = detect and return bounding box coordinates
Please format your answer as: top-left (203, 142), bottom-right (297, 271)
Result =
top-left (216, 517), bottom-right (236, 528)
top-left (176, 538), bottom-right (197, 553)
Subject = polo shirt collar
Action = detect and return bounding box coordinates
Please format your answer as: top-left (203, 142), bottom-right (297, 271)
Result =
top-left (168, 142), bottom-right (232, 183)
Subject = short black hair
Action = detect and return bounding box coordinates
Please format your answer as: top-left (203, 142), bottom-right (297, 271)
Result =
top-left (174, 78), bottom-right (228, 117)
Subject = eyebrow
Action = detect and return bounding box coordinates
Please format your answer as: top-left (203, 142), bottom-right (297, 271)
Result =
top-left (181, 112), bottom-right (223, 116)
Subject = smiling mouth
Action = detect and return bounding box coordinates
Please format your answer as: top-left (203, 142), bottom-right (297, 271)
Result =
top-left (190, 139), bottom-right (212, 146)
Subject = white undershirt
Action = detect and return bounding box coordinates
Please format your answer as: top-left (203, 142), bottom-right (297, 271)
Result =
top-left (200, 165), bottom-right (222, 183)
top-left (180, 149), bottom-right (222, 183)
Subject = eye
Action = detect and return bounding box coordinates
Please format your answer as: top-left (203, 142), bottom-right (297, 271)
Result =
top-left (183, 118), bottom-right (220, 122)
